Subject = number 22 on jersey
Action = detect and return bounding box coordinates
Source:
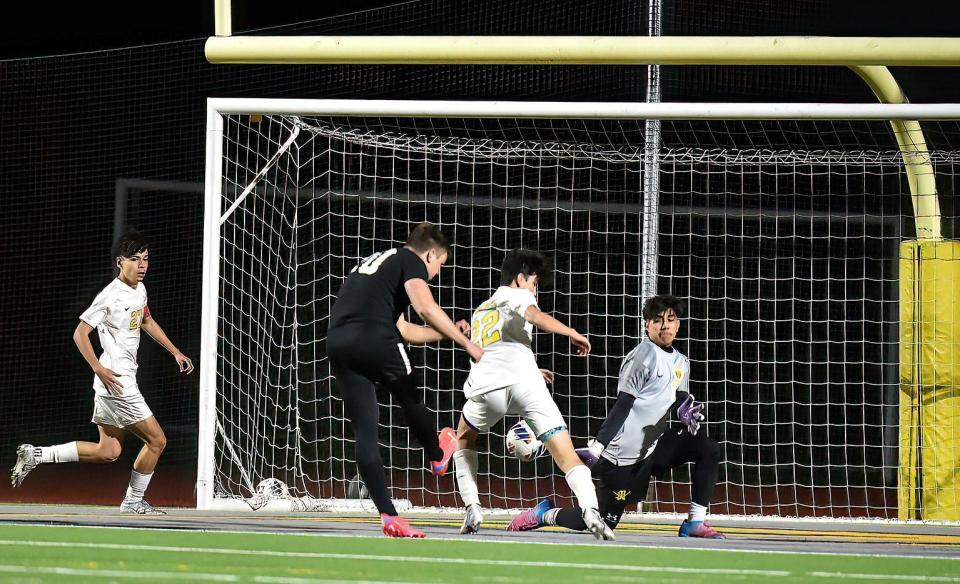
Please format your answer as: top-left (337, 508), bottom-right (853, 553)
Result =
top-left (471, 301), bottom-right (502, 348)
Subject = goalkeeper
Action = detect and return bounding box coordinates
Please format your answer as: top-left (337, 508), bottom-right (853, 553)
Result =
top-left (508, 294), bottom-right (725, 539)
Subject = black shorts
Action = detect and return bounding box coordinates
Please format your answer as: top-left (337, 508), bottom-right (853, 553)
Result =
top-left (593, 427), bottom-right (713, 527)
top-left (326, 325), bottom-right (413, 388)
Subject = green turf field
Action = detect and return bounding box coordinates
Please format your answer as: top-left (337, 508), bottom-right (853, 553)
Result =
top-left (0, 523), bottom-right (956, 583)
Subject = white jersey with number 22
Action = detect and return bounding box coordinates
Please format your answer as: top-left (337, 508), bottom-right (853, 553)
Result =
top-left (463, 286), bottom-right (541, 399)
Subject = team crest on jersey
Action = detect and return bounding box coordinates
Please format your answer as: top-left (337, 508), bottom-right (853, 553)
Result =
top-left (673, 367), bottom-right (684, 389)
top-left (613, 489), bottom-right (630, 501)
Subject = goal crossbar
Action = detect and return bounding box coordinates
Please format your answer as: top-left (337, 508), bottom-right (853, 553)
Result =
top-left (209, 98), bottom-right (960, 120)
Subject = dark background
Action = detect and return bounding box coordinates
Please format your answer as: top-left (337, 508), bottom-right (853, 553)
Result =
top-left (1, 0), bottom-right (958, 516)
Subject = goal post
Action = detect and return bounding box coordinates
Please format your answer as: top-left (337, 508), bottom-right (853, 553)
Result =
top-left (200, 98), bottom-right (960, 520)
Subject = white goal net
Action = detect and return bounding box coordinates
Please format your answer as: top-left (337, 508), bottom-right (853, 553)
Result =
top-left (199, 99), bottom-right (960, 519)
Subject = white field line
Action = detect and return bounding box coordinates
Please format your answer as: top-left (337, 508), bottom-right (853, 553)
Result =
top-left (809, 573), bottom-right (960, 583)
top-left (0, 539), bottom-right (788, 577)
top-left (0, 564), bottom-right (236, 581)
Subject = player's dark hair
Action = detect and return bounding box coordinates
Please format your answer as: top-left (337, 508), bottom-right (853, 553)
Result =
top-left (405, 222), bottom-right (450, 255)
top-left (113, 228), bottom-right (150, 260)
top-left (642, 294), bottom-right (686, 321)
top-left (500, 249), bottom-right (553, 288)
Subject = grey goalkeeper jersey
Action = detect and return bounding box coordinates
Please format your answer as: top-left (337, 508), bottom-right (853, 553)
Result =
top-left (601, 337), bottom-right (690, 465)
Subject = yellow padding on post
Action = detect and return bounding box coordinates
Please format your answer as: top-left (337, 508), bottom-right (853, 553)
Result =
top-left (899, 240), bottom-right (960, 520)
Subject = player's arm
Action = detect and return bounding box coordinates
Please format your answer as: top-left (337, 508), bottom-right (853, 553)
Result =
top-left (396, 314), bottom-right (471, 345)
top-left (523, 305), bottom-right (591, 356)
top-left (404, 278), bottom-right (484, 362)
top-left (73, 321), bottom-right (123, 395)
top-left (141, 314), bottom-right (194, 374)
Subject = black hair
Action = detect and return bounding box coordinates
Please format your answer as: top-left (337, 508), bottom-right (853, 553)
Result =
top-left (642, 294), bottom-right (686, 321)
top-left (404, 222), bottom-right (451, 255)
top-left (113, 228), bottom-right (150, 261)
top-left (500, 249), bottom-right (553, 288)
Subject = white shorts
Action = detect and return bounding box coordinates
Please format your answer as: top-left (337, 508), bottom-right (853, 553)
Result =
top-left (461, 382), bottom-right (567, 441)
top-left (92, 392), bottom-right (153, 429)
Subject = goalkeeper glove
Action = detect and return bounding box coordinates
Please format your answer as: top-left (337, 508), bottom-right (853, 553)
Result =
top-left (678, 394), bottom-right (705, 436)
top-left (575, 438), bottom-right (605, 468)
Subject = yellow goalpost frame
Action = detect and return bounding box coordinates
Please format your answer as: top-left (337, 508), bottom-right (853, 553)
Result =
top-left (205, 0), bottom-right (960, 520)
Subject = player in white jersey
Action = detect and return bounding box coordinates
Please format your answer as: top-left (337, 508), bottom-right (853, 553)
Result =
top-left (452, 249), bottom-right (614, 540)
top-left (10, 229), bottom-right (194, 514)
top-left (508, 294), bottom-right (725, 538)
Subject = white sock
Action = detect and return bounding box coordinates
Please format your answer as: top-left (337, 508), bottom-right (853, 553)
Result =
top-left (453, 449), bottom-right (480, 508)
top-left (36, 442), bottom-right (79, 464)
top-left (124, 470), bottom-right (153, 503)
top-left (542, 508), bottom-right (560, 526)
top-left (565, 464), bottom-right (598, 510)
top-left (689, 502), bottom-right (708, 522)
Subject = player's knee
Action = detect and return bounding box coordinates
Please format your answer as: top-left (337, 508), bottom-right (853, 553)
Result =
top-left (98, 443), bottom-right (121, 462)
top-left (151, 434), bottom-right (167, 453)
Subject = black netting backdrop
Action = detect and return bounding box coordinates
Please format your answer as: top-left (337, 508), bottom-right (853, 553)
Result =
top-left (2, 0), bottom-right (958, 516)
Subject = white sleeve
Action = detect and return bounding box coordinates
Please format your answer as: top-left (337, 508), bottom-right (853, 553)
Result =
top-left (80, 284), bottom-right (113, 327)
top-left (505, 288), bottom-right (538, 319)
top-left (678, 357), bottom-right (691, 395)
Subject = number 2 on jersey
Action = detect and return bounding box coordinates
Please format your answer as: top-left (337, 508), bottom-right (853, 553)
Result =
top-left (471, 304), bottom-right (502, 348)
top-left (355, 249), bottom-right (398, 274)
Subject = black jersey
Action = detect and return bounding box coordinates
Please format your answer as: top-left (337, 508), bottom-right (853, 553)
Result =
top-left (329, 247), bottom-right (429, 334)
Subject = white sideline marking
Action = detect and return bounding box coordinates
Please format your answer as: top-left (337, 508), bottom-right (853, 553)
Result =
top-left (810, 573), bottom-right (960, 582)
top-left (0, 539), bottom-right (788, 577)
top-left (0, 564), bottom-right (236, 581)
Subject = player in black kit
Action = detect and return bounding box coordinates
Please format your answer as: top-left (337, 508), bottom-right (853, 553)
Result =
top-left (327, 223), bottom-right (484, 538)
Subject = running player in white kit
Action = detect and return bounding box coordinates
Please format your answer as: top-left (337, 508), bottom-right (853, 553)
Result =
top-left (452, 249), bottom-right (614, 540)
top-left (10, 229), bottom-right (194, 514)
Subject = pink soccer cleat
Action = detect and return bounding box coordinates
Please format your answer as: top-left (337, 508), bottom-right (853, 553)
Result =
top-left (430, 427), bottom-right (457, 476)
top-left (381, 514), bottom-right (426, 538)
top-left (507, 499), bottom-right (554, 532)
top-left (678, 520), bottom-right (725, 539)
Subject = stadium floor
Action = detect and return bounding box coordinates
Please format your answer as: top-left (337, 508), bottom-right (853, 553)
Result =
top-left (2, 503), bottom-right (958, 559)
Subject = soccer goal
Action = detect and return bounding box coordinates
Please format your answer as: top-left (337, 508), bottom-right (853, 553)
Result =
top-left (198, 98), bottom-right (960, 520)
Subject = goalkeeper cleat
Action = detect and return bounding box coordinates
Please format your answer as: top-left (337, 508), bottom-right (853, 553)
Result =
top-left (10, 444), bottom-right (37, 488)
top-left (120, 498), bottom-right (166, 515)
top-left (430, 427), bottom-right (457, 477)
top-left (678, 520), bottom-right (725, 539)
top-left (507, 498), bottom-right (554, 532)
top-left (460, 503), bottom-right (484, 534)
top-left (582, 508), bottom-right (616, 541)
top-left (381, 513), bottom-right (425, 538)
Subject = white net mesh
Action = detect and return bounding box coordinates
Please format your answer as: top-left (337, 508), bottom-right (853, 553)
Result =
top-left (209, 110), bottom-right (960, 518)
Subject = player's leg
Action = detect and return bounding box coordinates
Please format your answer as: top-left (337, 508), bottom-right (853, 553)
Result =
top-left (454, 390), bottom-right (506, 534)
top-left (512, 386), bottom-right (613, 540)
top-left (118, 415), bottom-right (167, 514)
top-left (333, 363), bottom-right (424, 537)
top-left (652, 428), bottom-right (724, 539)
top-left (11, 416), bottom-right (124, 487)
top-left (76, 424), bottom-right (125, 463)
top-left (382, 368), bottom-right (450, 475)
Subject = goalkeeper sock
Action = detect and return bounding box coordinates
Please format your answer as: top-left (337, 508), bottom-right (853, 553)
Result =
top-left (565, 464), bottom-right (599, 511)
top-left (688, 502), bottom-right (707, 522)
top-left (542, 507), bottom-right (561, 526)
top-left (37, 442), bottom-right (79, 464)
top-left (453, 449), bottom-right (480, 507)
top-left (124, 470), bottom-right (153, 503)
